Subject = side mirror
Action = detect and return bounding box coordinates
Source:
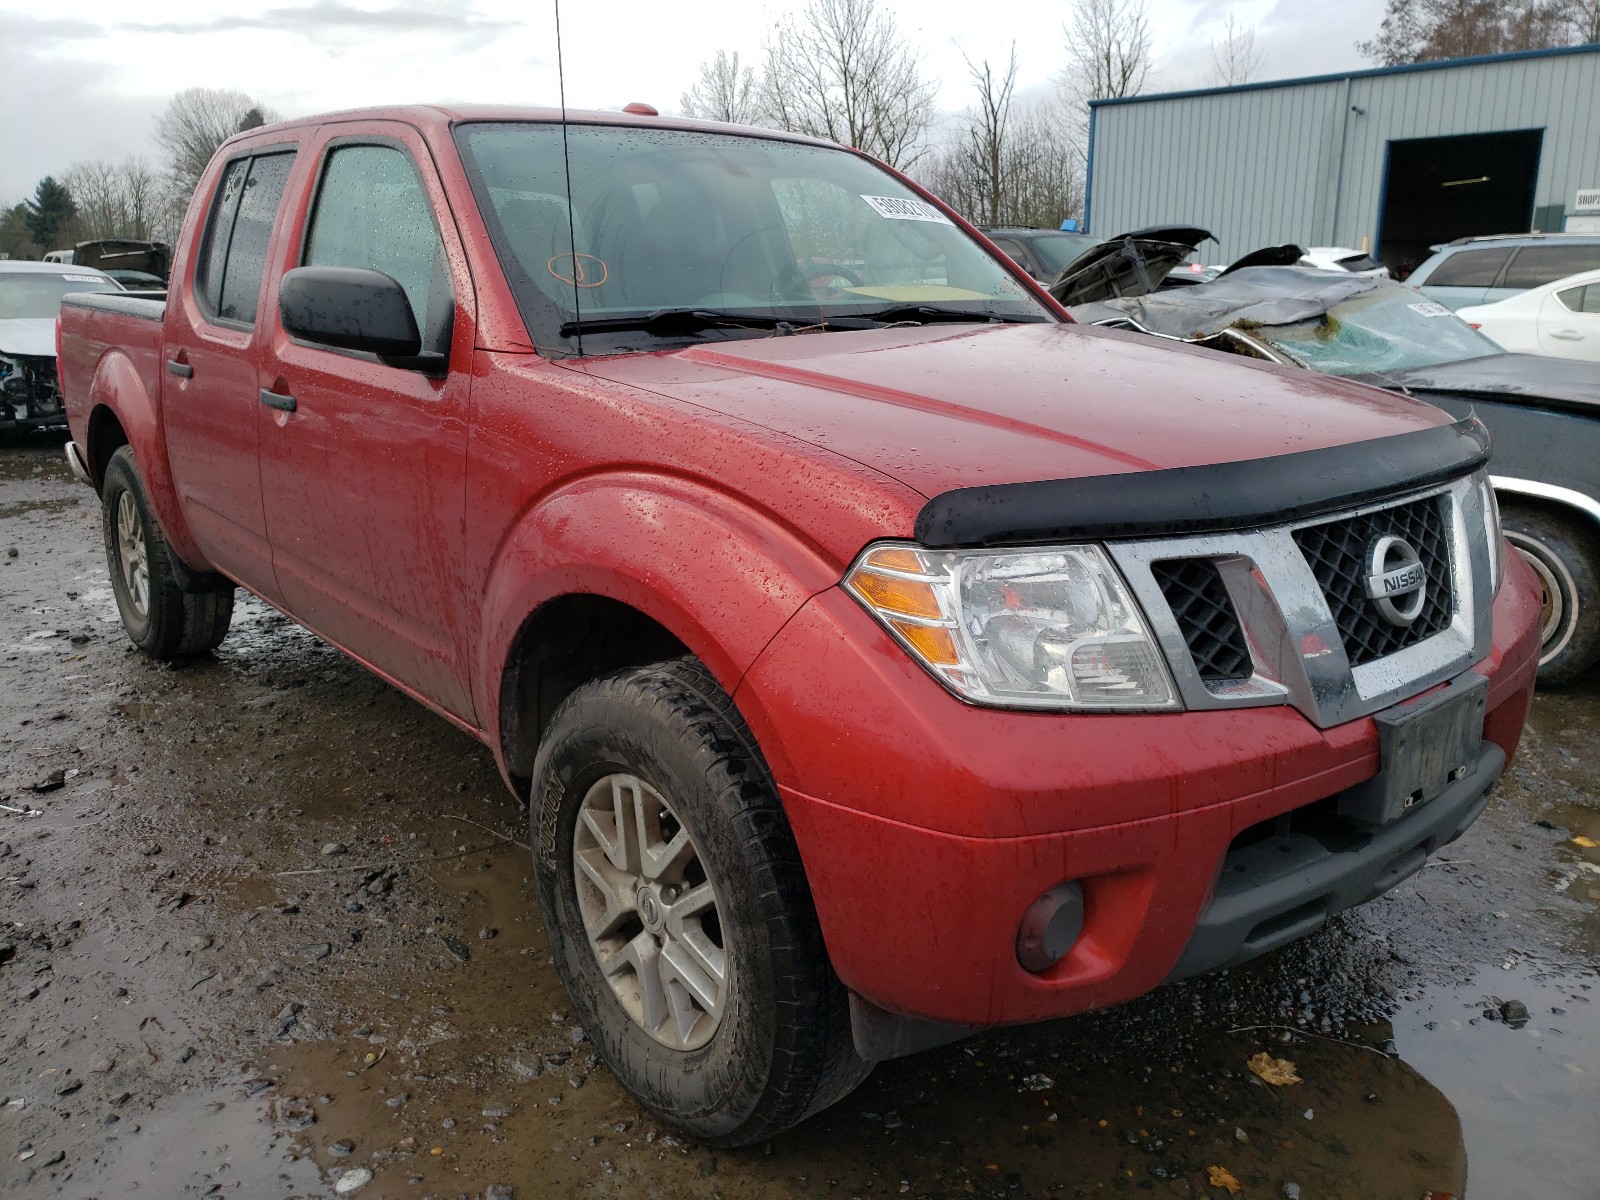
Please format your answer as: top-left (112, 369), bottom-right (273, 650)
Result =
top-left (279, 265), bottom-right (422, 359)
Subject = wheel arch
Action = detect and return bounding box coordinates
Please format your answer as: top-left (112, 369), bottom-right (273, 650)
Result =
top-left (1491, 476), bottom-right (1600, 537)
top-left (83, 350), bottom-right (211, 570)
top-left (480, 472), bottom-right (844, 793)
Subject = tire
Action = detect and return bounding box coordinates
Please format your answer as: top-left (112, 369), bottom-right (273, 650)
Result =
top-left (101, 446), bottom-right (234, 660)
top-left (530, 657), bottom-right (870, 1146)
top-left (1501, 504), bottom-right (1600, 688)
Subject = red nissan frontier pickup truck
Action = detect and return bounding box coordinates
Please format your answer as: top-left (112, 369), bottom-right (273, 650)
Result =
top-left (57, 105), bottom-right (1541, 1145)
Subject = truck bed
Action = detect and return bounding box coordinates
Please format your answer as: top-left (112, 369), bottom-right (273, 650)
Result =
top-left (58, 292), bottom-right (167, 475)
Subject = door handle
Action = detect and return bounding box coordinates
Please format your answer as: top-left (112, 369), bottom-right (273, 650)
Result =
top-left (259, 388), bottom-right (297, 413)
top-left (1548, 330), bottom-right (1583, 341)
top-left (165, 359), bottom-right (193, 378)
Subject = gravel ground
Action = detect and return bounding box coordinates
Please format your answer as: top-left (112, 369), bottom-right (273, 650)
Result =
top-left (1, 429), bottom-right (1596, 1200)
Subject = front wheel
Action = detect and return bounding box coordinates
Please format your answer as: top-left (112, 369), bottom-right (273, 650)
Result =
top-left (1502, 504), bottom-right (1600, 687)
top-left (530, 658), bottom-right (869, 1146)
top-left (101, 446), bottom-right (234, 660)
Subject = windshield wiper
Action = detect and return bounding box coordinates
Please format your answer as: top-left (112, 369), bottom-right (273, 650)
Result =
top-left (849, 305), bottom-right (1042, 326)
top-left (558, 309), bottom-right (798, 338)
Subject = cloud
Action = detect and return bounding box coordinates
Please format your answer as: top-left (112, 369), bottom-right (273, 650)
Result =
top-left (0, 13), bottom-right (106, 44)
top-left (117, 0), bottom-right (517, 40)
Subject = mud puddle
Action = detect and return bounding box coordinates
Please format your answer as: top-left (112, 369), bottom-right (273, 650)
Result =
top-left (4, 434), bottom-right (1600, 1198)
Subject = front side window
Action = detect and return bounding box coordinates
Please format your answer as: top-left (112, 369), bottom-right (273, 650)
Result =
top-left (1557, 283), bottom-right (1600, 314)
top-left (196, 151), bottom-right (295, 325)
top-left (1425, 247), bottom-right (1511, 288)
top-left (454, 122), bottom-right (1048, 354)
top-left (303, 143), bottom-right (444, 336)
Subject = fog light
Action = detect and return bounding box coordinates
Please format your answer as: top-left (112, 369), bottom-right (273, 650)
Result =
top-left (1016, 881), bottom-right (1084, 973)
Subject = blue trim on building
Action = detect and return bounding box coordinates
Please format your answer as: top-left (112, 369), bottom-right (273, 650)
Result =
top-left (1088, 42), bottom-right (1600, 109)
top-left (1083, 105), bottom-right (1098, 235)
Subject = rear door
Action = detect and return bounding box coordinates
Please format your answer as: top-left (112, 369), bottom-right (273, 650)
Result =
top-left (162, 144), bottom-right (298, 597)
top-left (256, 122), bottom-right (478, 720)
top-left (1540, 281), bottom-right (1600, 361)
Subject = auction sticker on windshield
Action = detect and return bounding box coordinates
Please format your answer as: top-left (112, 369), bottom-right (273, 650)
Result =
top-left (1408, 301), bottom-right (1452, 318)
top-left (861, 195), bottom-right (954, 225)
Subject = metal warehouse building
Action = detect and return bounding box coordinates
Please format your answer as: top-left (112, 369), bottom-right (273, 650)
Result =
top-left (1084, 44), bottom-right (1600, 271)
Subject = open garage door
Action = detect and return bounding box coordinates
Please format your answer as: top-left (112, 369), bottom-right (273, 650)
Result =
top-left (1378, 129), bottom-right (1543, 271)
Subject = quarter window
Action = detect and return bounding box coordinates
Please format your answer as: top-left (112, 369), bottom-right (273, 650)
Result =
top-left (195, 151), bottom-right (295, 325)
top-left (304, 144), bottom-right (443, 336)
top-left (1502, 244), bottom-right (1600, 289)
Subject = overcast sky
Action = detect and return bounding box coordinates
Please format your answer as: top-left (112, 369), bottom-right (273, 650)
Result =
top-left (0, 0), bottom-right (1383, 203)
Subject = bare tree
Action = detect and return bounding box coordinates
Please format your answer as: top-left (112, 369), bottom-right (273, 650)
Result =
top-left (680, 50), bottom-right (761, 124)
top-left (923, 88), bottom-right (1084, 232)
top-left (155, 88), bottom-right (280, 197)
top-left (1208, 13), bottom-right (1265, 86)
top-left (63, 159), bottom-right (169, 242)
top-left (932, 48), bottom-right (1021, 227)
top-left (1061, 0), bottom-right (1152, 135)
top-left (1358, 0), bottom-right (1574, 64)
top-left (1571, 0), bottom-right (1600, 43)
top-left (759, 0), bottom-right (938, 170)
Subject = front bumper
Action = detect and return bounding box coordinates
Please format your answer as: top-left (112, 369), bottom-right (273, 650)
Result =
top-left (733, 553), bottom-right (1541, 1036)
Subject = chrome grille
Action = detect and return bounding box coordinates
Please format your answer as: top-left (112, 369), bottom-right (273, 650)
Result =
top-left (1292, 494), bottom-right (1454, 667)
top-left (1151, 558), bottom-right (1252, 683)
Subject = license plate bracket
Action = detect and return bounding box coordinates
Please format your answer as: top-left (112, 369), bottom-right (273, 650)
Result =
top-left (1337, 673), bottom-right (1488, 827)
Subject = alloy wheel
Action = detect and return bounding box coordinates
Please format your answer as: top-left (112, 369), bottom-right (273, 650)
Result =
top-left (572, 773), bottom-right (728, 1051)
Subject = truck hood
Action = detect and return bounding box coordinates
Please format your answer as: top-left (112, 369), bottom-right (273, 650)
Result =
top-left (575, 322), bottom-right (1455, 496)
top-left (0, 318), bottom-right (57, 359)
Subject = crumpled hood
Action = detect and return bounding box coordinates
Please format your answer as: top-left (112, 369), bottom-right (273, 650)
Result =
top-left (575, 321), bottom-right (1455, 497)
top-left (0, 318), bottom-right (57, 359)
top-left (1350, 353), bottom-right (1600, 413)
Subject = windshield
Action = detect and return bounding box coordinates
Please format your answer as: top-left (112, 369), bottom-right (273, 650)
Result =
top-left (454, 122), bottom-right (1050, 353)
top-left (1252, 286), bottom-right (1505, 376)
top-left (1025, 233), bottom-right (1101, 277)
top-left (0, 273), bottom-right (121, 320)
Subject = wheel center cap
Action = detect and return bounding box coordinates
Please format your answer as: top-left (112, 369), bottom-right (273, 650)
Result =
top-left (637, 887), bottom-right (664, 932)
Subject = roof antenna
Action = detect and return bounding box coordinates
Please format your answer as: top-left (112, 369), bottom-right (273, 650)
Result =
top-left (554, 0), bottom-right (581, 355)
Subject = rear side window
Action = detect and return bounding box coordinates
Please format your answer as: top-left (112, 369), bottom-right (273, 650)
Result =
top-left (1557, 283), bottom-right (1600, 314)
top-left (1503, 243), bottom-right (1600, 289)
top-left (1425, 247), bottom-right (1511, 287)
top-left (195, 150), bottom-right (295, 325)
top-left (303, 144), bottom-right (443, 336)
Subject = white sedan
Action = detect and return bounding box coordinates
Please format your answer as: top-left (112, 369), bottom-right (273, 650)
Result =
top-left (1458, 267), bottom-right (1600, 362)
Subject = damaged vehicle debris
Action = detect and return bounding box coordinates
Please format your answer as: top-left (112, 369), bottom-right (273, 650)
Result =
top-left (1057, 253), bottom-right (1600, 687)
top-left (0, 260), bottom-right (122, 430)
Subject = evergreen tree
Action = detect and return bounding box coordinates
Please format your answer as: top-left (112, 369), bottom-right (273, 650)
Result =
top-left (24, 177), bottom-right (77, 251)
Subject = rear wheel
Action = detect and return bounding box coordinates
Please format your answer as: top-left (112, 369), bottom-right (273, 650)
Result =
top-left (1501, 504), bottom-right (1600, 687)
top-left (530, 657), bottom-right (869, 1146)
top-left (101, 447), bottom-right (234, 660)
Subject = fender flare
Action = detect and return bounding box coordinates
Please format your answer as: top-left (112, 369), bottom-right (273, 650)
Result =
top-left (475, 471), bottom-right (844, 771)
top-left (86, 351), bottom-right (212, 572)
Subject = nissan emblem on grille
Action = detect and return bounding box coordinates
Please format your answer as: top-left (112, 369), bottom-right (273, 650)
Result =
top-left (1365, 535), bottom-right (1426, 626)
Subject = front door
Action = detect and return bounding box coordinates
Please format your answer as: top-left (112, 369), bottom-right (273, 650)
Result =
top-left (257, 123), bottom-right (477, 721)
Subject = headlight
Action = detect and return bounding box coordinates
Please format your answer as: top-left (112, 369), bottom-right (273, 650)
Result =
top-left (1477, 474), bottom-right (1504, 596)
top-left (844, 542), bottom-right (1179, 710)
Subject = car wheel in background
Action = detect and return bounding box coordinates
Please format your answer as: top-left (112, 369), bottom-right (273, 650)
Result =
top-left (101, 446), bottom-right (234, 659)
top-left (530, 657), bottom-right (870, 1146)
top-left (1501, 504), bottom-right (1600, 687)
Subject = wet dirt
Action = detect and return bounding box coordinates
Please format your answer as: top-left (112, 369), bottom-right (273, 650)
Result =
top-left (1, 429), bottom-right (1597, 1199)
